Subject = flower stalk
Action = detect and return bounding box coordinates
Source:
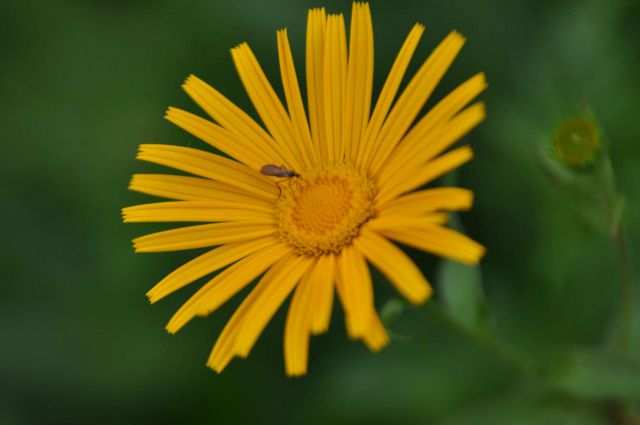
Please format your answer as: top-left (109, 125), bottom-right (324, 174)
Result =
top-left (539, 109), bottom-right (633, 353)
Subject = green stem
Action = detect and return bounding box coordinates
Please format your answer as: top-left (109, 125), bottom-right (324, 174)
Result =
top-left (600, 156), bottom-right (632, 352)
top-left (612, 226), bottom-right (633, 352)
top-left (414, 303), bottom-right (543, 378)
top-left (597, 154), bottom-right (632, 352)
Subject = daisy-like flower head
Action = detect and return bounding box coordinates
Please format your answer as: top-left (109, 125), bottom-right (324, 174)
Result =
top-left (123, 2), bottom-right (486, 376)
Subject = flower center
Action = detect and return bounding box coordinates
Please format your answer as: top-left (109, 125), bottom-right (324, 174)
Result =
top-left (275, 163), bottom-right (376, 256)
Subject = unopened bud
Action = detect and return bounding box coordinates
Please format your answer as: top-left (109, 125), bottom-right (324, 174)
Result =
top-left (553, 116), bottom-right (600, 168)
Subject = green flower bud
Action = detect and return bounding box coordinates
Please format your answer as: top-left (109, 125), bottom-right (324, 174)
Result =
top-left (553, 116), bottom-right (600, 168)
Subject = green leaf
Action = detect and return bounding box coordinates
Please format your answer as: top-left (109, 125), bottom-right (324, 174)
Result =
top-left (437, 258), bottom-right (487, 331)
top-left (437, 212), bottom-right (488, 330)
top-left (438, 384), bottom-right (608, 425)
top-left (380, 297), bottom-right (405, 327)
top-left (547, 348), bottom-right (640, 401)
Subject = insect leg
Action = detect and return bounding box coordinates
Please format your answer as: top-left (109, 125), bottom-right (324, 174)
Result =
top-left (275, 178), bottom-right (288, 200)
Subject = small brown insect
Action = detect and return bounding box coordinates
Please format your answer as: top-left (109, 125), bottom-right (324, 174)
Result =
top-left (260, 164), bottom-right (300, 178)
top-left (260, 164), bottom-right (300, 197)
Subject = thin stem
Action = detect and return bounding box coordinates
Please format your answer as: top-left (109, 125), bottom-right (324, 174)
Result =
top-left (597, 153), bottom-right (632, 352)
top-left (600, 155), bottom-right (633, 353)
top-left (413, 303), bottom-right (543, 378)
top-left (612, 226), bottom-right (633, 352)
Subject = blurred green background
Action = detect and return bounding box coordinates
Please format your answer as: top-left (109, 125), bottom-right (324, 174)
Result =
top-left (2, 0), bottom-right (640, 423)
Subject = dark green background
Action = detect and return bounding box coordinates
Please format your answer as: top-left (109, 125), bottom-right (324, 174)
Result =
top-left (2, 0), bottom-right (639, 423)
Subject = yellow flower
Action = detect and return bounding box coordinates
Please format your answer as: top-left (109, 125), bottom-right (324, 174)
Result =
top-left (123, 2), bottom-right (486, 376)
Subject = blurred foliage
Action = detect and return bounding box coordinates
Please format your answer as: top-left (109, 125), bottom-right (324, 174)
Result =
top-left (437, 213), bottom-right (488, 332)
top-left (1, 0), bottom-right (639, 423)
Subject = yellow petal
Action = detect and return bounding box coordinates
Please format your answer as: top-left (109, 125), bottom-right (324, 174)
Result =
top-left (335, 245), bottom-right (374, 338)
top-left (166, 243), bottom-right (292, 334)
top-left (378, 102), bottom-right (485, 193)
top-left (165, 107), bottom-right (270, 169)
top-left (323, 13), bottom-right (348, 162)
top-left (234, 255), bottom-right (313, 357)
top-left (277, 29), bottom-right (318, 167)
top-left (367, 31), bottom-right (466, 176)
top-left (207, 303), bottom-right (248, 372)
top-left (362, 310), bottom-right (390, 352)
top-left (133, 222), bottom-right (276, 253)
top-left (306, 7), bottom-right (328, 162)
top-left (308, 253), bottom-right (335, 334)
top-left (207, 254), bottom-right (311, 372)
top-left (355, 228), bottom-right (432, 304)
top-left (377, 224), bottom-right (485, 265)
top-left (403, 73), bottom-right (487, 148)
top-left (377, 145), bottom-right (473, 206)
top-left (129, 174), bottom-right (269, 203)
top-left (182, 75), bottom-right (287, 166)
top-left (145, 237), bottom-right (279, 303)
top-left (367, 214), bottom-right (449, 230)
top-left (231, 43), bottom-right (308, 170)
top-left (284, 260), bottom-right (317, 376)
top-left (122, 201), bottom-right (274, 223)
top-left (136, 144), bottom-right (277, 201)
top-left (342, 3), bottom-right (373, 162)
top-left (381, 73), bottom-right (486, 182)
top-left (356, 23), bottom-right (425, 169)
top-left (377, 187), bottom-right (473, 215)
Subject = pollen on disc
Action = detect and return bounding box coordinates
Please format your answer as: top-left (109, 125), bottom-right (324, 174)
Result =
top-left (275, 164), bottom-right (376, 256)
